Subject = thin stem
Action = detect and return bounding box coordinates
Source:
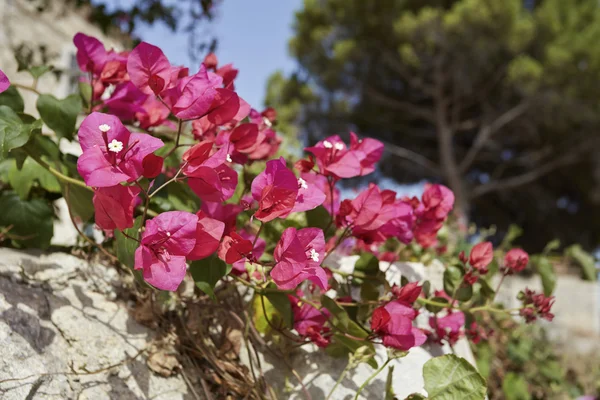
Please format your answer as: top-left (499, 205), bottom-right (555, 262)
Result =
top-left (26, 149), bottom-right (93, 192)
top-left (148, 163), bottom-right (186, 198)
top-left (252, 221), bottom-right (264, 250)
top-left (89, 72), bottom-right (94, 113)
top-left (323, 225), bottom-right (352, 262)
top-left (490, 274), bottom-right (506, 303)
top-left (163, 119), bottom-right (184, 159)
top-left (324, 177), bottom-right (336, 232)
top-left (12, 83), bottom-right (41, 95)
top-left (417, 297), bottom-right (458, 310)
top-left (354, 359), bottom-right (391, 400)
top-left (134, 181), bottom-right (150, 224)
top-left (326, 358), bottom-right (352, 400)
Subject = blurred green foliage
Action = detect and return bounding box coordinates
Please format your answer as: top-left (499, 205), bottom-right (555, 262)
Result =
top-left (266, 0), bottom-right (600, 251)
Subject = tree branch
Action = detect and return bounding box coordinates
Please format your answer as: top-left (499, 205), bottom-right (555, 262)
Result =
top-left (470, 145), bottom-right (588, 199)
top-left (363, 85), bottom-right (435, 122)
top-left (460, 101), bottom-right (530, 173)
top-left (380, 140), bottom-right (440, 175)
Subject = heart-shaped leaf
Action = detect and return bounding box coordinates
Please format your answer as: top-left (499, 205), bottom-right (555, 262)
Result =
top-left (36, 94), bottom-right (82, 140)
top-left (0, 106), bottom-right (40, 160)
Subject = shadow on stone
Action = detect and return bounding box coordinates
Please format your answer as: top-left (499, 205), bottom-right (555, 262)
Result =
top-left (1, 307), bottom-right (55, 353)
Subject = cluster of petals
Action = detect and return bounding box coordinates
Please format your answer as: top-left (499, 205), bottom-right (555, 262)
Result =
top-left (503, 248), bottom-right (529, 275)
top-left (134, 211), bottom-right (224, 291)
top-left (519, 288), bottom-right (554, 323)
top-left (77, 112), bottom-right (164, 188)
top-left (304, 133), bottom-right (383, 179)
top-left (271, 227), bottom-right (327, 290)
top-left (371, 300), bottom-right (427, 350)
top-left (290, 296), bottom-right (331, 347)
top-left (181, 140), bottom-right (238, 202)
top-left (74, 33), bottom-right (244, 131)
top-left (251, 158), bottom-right (325, 222)
top-left (339, 183), bottom-right (413, 244)
top-left (406, 184), bottom-right (455, 248)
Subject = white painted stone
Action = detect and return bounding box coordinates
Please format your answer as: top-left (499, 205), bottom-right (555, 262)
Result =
top-left (0, 248), bottom-right (188, 400)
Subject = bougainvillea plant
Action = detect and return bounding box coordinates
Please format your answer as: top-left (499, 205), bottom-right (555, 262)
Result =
top-left (0, 33), bottom-right (556, 399)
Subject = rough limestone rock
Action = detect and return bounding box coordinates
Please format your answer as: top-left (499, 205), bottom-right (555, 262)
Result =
top-left (240, 255), bottom-right (478, 400)
top-left (0, 248), bottom-right (189, 400)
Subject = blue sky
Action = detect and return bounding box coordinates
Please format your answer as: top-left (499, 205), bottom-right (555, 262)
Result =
top-left (99, 0), bottom-right (302, 109)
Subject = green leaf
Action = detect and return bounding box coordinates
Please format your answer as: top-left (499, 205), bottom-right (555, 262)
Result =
top-left (0, 86), bottom-right (24, 112)
top-left (502, 224), bottom-right (523, 247)
top-left (360, 282), bottom-right (380, 301)
top-left (0, 191), bottom-right (54, 249)
top-left (423, 354), bottom-right (487, 400)
top-left (265, 289), bottom-right (293, 329)
top-left (565, 244), bottom-right (597, 281)
top-left (305, 205), bottom-right (333, 234)
top-left (333, 333), bottom-right (377, 368)
top-left (502, 372), bottom-right (531, 400)
top-left (542, 239), bottom-right (560, 254)
top-left (36, 94), bottom-right (82, 140)
top-left (190, 254), bottom-right (231, 299)
top-left (61, 182), bottom-right (95, 222)
top-left (478, 278), bottom-right (496, 300)
top-left (114, 216), bottom-right (144, 270)
top-left (531, 255), bottom-right (556, 296)
top-left (0, 106), bottom-right (39, 159)
top-left (355, 252), bottom-right (380, 275)
top-left (425, 296), bottom-right (449, 313)
top-left (252, 293), bottom-right (282, 334)
top-left (79, 82), bottom-right (92, 109)
top-left (28, 65), bottom-right (53, 79)
top-left (443, 266), bottom-right (472, 302)
top-left (8, 157), bottom-right (61, 199)
top-left (321, 294), bottom-right (351, 329)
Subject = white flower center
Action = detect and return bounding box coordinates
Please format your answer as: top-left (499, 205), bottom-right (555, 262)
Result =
top-left (323, 140), bottom-right (333, 149)
top-left (226, 154), bottom-right (232, 163)
top-left (107, 139), bottom-right (123, 153)
top-left (334, 142), bottom-right (344, 151)
top-left (308, 248), bottom-right (319, 262)
top-left (101, 84), bottom-right (116, 101)
top-left (263, 117), bottom-right (272, 128)
top-left (298, 177), bottom-right (308, 189)
top-left (99, 124), bottom-right (111, 133)
top-left (166, 231), bottom-right (171, 237)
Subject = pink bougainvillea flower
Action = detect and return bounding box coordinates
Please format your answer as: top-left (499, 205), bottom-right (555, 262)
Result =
top-left (429, 311), bottom-right (465, 346)
top-left (187, 211), bottom-right (225, 261)
top-left (73, 33), bottom-right (108, 75)
top-left (127, 42), bottom-right (172, 95)
top-left (229, 123), bottom-right (259, 153)
top-left (409, 184), bottom-right (455, 248)
top-left (206, 88), bottom-right (240, 125)
top-left (348, 132), bottom-right (384, 176)
top-left (231, 230), bottom-right (266, 274)
top-left (134, 211), bottom-right (198, 291)
top-left (292, 173), bottom-right (326, 213)
top-left (182, 141), bottom-right (238, 202)
top-left (469, 242), bottom-right (494, 273)
top-left (103, 82), bottom-right (147, 121)
top-left (247, 128), bottom-right (282, 161)
top-left (290, 297), bottom-right (331, 347)
top-left (203, 52), bottom-right (218, 70)
top-left (93, 184), bottom-right (141, 231)
top-left (271, 227), bottom-right (327, 290)
top-left (305, 135), bottom-right (362, 179)
top-left (371, 301), bottom-right (426, 351)
top-left (503, 248), bottom-right (529, 274)
top-left (251, 157), bottom-right (298, 222)
top-left (136, 96), bottom-right (171, 129)
top-left (142, 153), bottom-right (164, 179)
top-left (77, 112), bottom-right (164, 187)
top-left (100, 51), bottom-right (129, 85)
top-left (0, 69), bottom-right (9, 94)
top-left (519, 288), bottom-right (554, 323)
top-left (216, 63), bottom-right (238, 88)
top-left (218, 231), bottom-right (253, 264)
top-left (201, 201), bottom-right (243, 234)
top-left (391, 282), bottom-right (422, 305)
top-left (171, 66), bottom-right (221, 120)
